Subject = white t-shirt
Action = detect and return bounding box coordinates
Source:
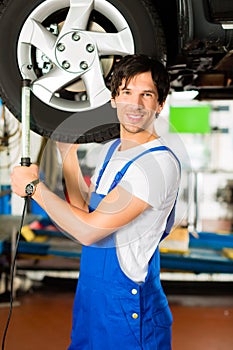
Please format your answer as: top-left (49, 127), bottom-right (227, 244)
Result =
top-left (91, 138), bottom-right (180, 283)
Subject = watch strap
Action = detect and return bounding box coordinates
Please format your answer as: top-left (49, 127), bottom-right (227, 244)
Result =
top-left (31, 179), bottom-right (40, 186)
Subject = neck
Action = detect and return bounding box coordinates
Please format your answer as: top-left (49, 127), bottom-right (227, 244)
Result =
top-left (119, 127), bottom-right (159, 151)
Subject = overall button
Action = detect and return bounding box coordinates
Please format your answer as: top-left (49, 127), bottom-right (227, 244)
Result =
top-left (131, 288), bottom-right (138, 295)
top-left (132, 313), bottom-right (139, 319)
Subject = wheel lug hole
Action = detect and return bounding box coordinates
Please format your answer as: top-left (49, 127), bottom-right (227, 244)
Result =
top-left (80, 61), bottom-right (88, 70)
top-left (57, 43), bottom-right (65, 52)
top-left (86, 44), bottom-right (95, 53)
top-left (72, 32), bottom-right (80, 41)
top-left (62, 61), bottom-right (70, 70)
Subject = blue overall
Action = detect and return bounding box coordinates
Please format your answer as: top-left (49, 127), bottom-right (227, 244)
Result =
top-left (68, 139), bottom-right (180, 350)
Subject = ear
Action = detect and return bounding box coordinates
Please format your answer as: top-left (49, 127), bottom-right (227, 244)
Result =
top-left (155, 101), bottom-right (165, 118)
top-left (111, 99), bottom-right (117, 109)
top-left (157, 101), bottom-right (165, 114)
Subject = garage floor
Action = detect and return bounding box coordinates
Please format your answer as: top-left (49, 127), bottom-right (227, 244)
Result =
top-left (0, 279), bottom-right (233, 350)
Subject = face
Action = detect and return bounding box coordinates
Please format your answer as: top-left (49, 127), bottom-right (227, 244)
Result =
top-left (111, 72), bottom-right (164, 135)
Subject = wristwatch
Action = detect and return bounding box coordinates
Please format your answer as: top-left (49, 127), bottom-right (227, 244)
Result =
top-left (25, 179), bottom-right (40, 196)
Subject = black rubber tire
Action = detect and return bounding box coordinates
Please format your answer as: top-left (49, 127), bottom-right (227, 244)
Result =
top-left (0, 0), bottom-right (166, 143)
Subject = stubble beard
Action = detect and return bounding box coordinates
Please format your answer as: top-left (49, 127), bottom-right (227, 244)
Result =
top-left (121, 112), bottom-right (155, 135)
top-left (121, 123), bottom-right (145, 134)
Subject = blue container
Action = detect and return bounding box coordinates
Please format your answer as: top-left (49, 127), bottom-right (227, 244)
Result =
top-left (189, 231), bottom-right (233, 250)
top-left (0, 185), bottom-right (11, 214)
top-left (30, 198), bottom-right (48, 218)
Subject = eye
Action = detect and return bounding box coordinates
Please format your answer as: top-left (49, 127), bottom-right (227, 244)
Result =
top-left (143, 92), bottom-right (153, 98)
top-left (121, 90), bottom-right (131, 95)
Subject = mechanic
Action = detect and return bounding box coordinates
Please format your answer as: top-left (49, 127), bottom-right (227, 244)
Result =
top-left (11, 54), bottom-right (181, 349)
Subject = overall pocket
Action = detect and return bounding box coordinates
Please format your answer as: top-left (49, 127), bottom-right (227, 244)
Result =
top-left (152, 304), bottom-right (173, 328)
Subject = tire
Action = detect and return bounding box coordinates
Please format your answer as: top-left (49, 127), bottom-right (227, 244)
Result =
top-left (0, 0), bottom-right (166, 143)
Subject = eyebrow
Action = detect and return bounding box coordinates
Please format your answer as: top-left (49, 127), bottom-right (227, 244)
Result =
top-left (121, 87), bottom-right (157, 94)
top-left (142, 89), bottom-right (157, 94)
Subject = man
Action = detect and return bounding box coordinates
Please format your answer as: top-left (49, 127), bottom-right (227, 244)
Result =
top-left (11, 54), bottom-right (180, 349)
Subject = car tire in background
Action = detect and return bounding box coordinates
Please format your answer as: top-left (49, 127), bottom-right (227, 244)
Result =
top-left (0, 0), bottom-right (166, 143)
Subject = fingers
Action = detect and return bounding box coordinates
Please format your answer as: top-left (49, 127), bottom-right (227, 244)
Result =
top-left (11, 164), bottom-right (39, 197)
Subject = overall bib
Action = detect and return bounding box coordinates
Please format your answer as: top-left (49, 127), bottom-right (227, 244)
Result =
top-left (68, 139), bottom-right (179, 350)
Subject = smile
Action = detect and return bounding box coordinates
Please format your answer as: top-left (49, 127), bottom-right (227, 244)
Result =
top-left (126, 113), bottom-right (144, 122)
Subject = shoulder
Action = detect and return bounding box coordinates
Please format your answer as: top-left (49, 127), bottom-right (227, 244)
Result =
top-left (120, 142), bottom-right (180, 206)
top-left (95, 139), bottom-right (119, 163)
top-left (129, 140), bottom-right (180, 178)
top-left (101, 139), bottom-right (120, 156)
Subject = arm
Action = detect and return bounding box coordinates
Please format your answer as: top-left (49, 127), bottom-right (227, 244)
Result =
top-left (57, 142), bottom-right (90, 211)
top-left (11, 164), bottom-right (149, 246)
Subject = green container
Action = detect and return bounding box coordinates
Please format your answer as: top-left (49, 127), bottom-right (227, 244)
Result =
top-left (169, 105), bottom-right (211, 133)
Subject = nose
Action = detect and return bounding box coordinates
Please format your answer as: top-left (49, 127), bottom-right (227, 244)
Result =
top-left (130, 93), bottom-right (144, 108)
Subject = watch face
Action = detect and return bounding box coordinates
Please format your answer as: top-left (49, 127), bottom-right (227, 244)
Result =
top-left (25, 183), bottom-right (34, 196)
top-left (25, 179), bottom-right (39, 196)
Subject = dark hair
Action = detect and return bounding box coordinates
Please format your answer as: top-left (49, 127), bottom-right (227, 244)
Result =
top-left (110, 54), bottom-right (170, 104)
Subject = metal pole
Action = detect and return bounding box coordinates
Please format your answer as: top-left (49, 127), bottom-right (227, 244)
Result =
top-left (187, 171), bottom-right (197, 235)
top-left (20, 79), bottom-right (31, 167)
top-left (11, 79), bottom-right (32, 298)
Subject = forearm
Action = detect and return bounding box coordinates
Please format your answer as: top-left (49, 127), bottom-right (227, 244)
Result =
top-left (11, 164), bottom-right (148, 246)
top-left (62, 151), bottom-right (89, 210)
top-left (32, 182), bottom-right (111, 245)
top-left (59, 144), bottom-right (89, 211)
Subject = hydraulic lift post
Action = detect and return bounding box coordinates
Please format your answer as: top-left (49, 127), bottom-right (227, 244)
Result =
top-left (20, 79), bottom-right (31, 167)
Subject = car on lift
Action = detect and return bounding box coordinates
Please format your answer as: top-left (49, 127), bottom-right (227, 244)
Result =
top-left (0, 0), bottom-right (232, 143)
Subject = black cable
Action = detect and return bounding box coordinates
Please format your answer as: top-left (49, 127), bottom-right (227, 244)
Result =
top-left (1, 198), bottom-right (29, 350)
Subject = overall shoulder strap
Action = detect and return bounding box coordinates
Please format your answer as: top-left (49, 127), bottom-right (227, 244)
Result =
top-left (108, 145), bottom-right (181, 192)
top-left (95, 138), bottom-right (120, 191)
top-left (117, 146), bottom-right (169, 174)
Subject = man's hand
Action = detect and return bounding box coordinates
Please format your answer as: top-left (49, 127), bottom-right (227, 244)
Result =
top-left (11, 164), bottom-right (39, 197)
